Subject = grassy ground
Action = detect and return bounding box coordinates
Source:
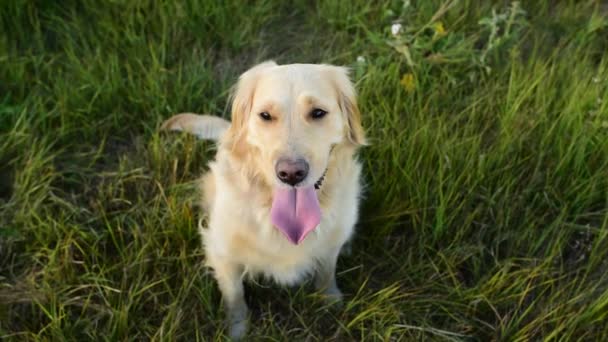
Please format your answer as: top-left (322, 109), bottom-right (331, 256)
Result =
top-left (1, 0), bottom-right (608, 340)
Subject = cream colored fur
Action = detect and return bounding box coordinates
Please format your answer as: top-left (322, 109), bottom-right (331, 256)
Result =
top-left (161, 61), bottom-right (365, 339)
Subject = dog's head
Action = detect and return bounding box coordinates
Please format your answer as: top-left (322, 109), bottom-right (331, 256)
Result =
top-left (222, 61), bottom-right (365, 244)
top-left (224, 61), bottom-right (365, 190)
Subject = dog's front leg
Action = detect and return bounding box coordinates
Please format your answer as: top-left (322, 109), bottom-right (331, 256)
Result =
top-left (314, 247), bottom-right (343, 302)
top-left (209, 256), bottom-right (248, 339)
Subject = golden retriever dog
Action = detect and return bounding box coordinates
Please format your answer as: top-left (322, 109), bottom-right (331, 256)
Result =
top-left (161, 61), bottom-right (366, 339)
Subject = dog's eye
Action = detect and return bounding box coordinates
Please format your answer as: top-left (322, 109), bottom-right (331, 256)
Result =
top-left (259, 112), bottom-right (272, 121)
top-left (310, 109), bottom-right (327, 120)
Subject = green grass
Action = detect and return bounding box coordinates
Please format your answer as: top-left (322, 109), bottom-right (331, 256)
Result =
top-left (1, 0), bottom-right (608, 340)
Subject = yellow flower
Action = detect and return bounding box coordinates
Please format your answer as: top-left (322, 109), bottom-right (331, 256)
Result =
top-left (400, 73), bottom-right (416, 92)
top-left (433, 21), bottom-right (447, 39)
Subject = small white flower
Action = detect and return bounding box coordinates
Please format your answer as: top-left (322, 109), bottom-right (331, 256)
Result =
top-left (592, 77), bottom-right (601, 83)
top-left (356, 56), bottom-right (366, 63)
top-left (391, 23), bottom-right (403, 36)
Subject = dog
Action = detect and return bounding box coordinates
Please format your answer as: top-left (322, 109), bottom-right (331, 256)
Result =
top-left (161, 61), bottom-right (366, 339)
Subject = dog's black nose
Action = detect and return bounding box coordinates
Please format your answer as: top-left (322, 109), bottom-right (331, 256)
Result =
top-left (275, 158), bottom-right (309, 186)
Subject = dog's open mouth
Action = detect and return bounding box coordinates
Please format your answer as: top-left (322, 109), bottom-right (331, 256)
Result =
top-left (270, 185), bottom-right (321, 245)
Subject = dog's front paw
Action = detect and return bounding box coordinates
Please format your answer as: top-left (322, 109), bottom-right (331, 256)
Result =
top-left (323, 284), bottom-right (343, 304)
top-left (228, 318), bottom-right (248, 340)
top-left (227, 303), bottom-right (249, 340)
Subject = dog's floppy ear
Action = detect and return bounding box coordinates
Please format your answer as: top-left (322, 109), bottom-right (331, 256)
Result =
top-left (224, 60), bottom-right (278, 152)
top-left (329, 66), bottom-right (367, 147)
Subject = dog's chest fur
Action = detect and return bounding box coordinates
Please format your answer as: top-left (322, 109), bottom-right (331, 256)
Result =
top-left (200, 154), bottom-right (362, 285)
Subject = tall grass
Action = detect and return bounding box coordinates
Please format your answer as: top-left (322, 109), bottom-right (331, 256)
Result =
top-left (1, 0), bottom-right (607, 340)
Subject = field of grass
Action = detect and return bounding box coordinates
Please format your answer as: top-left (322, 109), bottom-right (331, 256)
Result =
top-left (1, 0), bottom-right (608, 340)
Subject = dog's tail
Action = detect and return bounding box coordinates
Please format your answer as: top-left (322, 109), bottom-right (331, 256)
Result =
top-left (160, 113), bottom-right (230, 141)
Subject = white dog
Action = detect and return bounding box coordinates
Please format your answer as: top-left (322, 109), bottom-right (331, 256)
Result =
top-left (161, 61), bottom-right (366, 339)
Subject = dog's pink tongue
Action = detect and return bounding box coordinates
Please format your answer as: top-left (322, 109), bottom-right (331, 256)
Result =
top-left (270, 186), bottom-right (321, 245)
